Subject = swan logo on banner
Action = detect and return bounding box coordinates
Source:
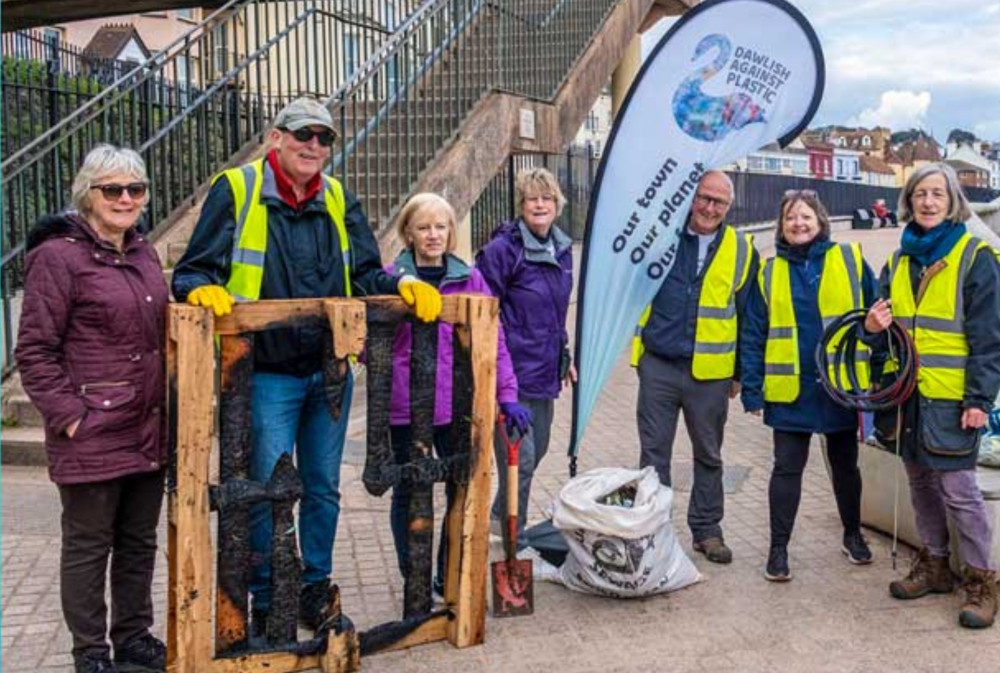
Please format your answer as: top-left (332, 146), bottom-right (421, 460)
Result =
top-left (672, 34), bottom-right (767, 142)
top-left (569, 0), bottom-right (825, 465)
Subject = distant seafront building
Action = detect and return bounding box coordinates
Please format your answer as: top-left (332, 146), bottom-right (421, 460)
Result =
top-left (572, 85), bottom-right (612, 158)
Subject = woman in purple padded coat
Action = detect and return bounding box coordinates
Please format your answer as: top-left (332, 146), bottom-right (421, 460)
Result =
top-left (16, 145), bottom-right (169, 673)
top-left (476, 167), bottom-right (576, 552)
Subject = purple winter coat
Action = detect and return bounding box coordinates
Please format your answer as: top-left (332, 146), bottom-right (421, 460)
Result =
top-left (475, 220), bottom-right (573, 400)
top-left (387, 251), bottom-right (518, 426)
top-left (15, 214), bottom-right (169, 485)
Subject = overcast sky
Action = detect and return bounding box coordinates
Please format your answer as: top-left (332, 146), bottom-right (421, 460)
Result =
top-left (643, 0), bottom-right (1000, 142)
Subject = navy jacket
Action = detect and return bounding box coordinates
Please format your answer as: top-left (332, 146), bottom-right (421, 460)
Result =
top-left (642, 224), bottom-right (759, 374)
top-left (870, 243), bottom-right (1000, 470)
top-left (741, 238), bottom-right (878, 434)
top-left (172, 163), bottom-right (398, 376)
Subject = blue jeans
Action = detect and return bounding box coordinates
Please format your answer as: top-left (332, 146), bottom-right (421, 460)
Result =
top-left (248, 370), bottom-right (353, 611)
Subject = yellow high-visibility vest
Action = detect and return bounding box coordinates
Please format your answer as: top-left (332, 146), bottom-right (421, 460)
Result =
top-left (214, 158), bottom-right (351, 301)
top-left (631, 226), bottom-right (754, 380)
top-left (761, 242), bottom-right (869, 403)
top-left (886, 233), bottom-right (991, 400)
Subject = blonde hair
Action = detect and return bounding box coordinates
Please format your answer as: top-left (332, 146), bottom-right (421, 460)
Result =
top-left (395, 192), bottom-right (458, 253)
top-left (515, 167), bottom-right (566, 216)
top-left (70, 144), bottom-right (149, 215)
top-left (898, 162), bottom-right (971, 224)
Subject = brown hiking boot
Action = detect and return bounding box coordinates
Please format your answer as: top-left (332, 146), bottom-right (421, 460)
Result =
top-left (692, 537), bottom-right (732, 564)
top-left (958, 567), bottom-right (998, 629)
top-left (889, 548), bottom-right (954, 599)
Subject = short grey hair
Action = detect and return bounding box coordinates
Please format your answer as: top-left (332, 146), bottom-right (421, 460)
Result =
top-left (515, 167), bottom-right (567, 216)
top-left (70, 144), bottom-right (149, 215)
top-left (898, 162), bottom-right (971, 224)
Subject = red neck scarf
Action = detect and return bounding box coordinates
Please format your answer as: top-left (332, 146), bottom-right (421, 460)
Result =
top-left (266, 150), bottom-right (322, 208)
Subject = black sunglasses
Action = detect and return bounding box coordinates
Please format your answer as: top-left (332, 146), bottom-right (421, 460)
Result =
top-left (281, 126), bottom-right (336, 147)
top-left (90, 182), bottom-right (148, 201)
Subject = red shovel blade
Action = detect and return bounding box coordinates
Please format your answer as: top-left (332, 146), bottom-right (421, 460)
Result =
top-left (491, 417), bottom-right (534, 617)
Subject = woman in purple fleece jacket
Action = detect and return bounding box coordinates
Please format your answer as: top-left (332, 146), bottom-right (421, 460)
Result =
top-left (386, 193), bottom-right (531, 596)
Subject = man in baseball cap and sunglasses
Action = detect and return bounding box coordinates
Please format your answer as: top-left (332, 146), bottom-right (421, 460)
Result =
top-left (172, 97), bottom-right (441, 637)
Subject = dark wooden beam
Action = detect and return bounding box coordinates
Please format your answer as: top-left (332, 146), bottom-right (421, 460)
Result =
top-left (1, 0), bottom-right (228, 32)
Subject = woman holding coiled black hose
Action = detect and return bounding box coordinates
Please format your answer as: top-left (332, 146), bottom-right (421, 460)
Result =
top-left (864, 162), bottom-right (1000, 630)
top-left (741, 190), bottom-right (879, 582)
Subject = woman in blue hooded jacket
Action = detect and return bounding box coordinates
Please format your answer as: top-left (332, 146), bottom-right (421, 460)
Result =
top-left (741, 190), bottom-right (878, 582)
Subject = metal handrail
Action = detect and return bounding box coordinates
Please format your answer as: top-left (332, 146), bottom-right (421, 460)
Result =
top-left (1, 0), bottom-right (246, 172)
top-left (2, 0), bottom-right (620, 377)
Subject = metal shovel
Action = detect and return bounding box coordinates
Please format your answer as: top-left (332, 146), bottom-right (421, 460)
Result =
top-left (491, 418), bottom-right (534, 617)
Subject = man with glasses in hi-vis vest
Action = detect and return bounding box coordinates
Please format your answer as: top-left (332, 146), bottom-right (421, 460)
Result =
top-left (630, 170), bottom-right (759, 565)
top-left (172, 97), bottom-right (441, 635)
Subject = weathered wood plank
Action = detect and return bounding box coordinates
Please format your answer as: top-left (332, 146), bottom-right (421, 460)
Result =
top-left (448, 295), bottom-right (497, 648)
top-left (170, 305), bottom-right (217, 672)
top-left (374, 614), bottom-right (449, 654)
top-left (324, 299), bottom-right (367, 359)
top-left (403, 320), bottom-right (438, 617)
top-left (216, 334), bottom-right (254, 655)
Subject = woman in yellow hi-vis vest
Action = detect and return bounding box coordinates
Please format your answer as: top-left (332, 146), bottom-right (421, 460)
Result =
top-left (865, 163), bottom-right (1000, 630)
top-left (741, 191), bottom-right (878, 583)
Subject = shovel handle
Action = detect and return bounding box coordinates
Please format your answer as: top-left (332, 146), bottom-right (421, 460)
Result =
top-left (497, 416), bottom-right (523, 559)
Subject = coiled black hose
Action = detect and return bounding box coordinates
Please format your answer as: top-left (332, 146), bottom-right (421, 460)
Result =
top-left (814, 308), bottom-right (917, 411)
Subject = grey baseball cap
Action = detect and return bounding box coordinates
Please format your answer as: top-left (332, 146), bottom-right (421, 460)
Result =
top-left (273, 97), bottom-right (337, 136)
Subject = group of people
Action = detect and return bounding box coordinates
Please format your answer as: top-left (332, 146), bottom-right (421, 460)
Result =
top-left (16, 97), bottom-right (575, 673)
top-left (633, 163), bottom-right (1000, 630)
top-left (14, 95), bottom-right (1000, 673)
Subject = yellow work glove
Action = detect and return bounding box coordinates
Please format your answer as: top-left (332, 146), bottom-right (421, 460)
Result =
top-left (187, 285), bottom-right (235, 317)
top-left (398, 277), bottom-right (442, 322)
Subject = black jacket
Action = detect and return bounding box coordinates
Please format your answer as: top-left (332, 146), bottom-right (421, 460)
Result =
top-left (172, 164), bottom-right (398, 376)
top-left (642, 224), bottom-right (759, 375)
top-left (872, 243), bottom-right (1000, 470)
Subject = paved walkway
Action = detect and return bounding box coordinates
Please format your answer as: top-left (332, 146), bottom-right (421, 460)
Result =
top-left (5, 226), bottom-right (1000, 672)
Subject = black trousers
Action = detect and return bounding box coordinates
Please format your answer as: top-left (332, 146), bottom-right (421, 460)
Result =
top-left (58, 469), bottom-right (165, 656)
top-left (769, 429), bottom-right (861, 547)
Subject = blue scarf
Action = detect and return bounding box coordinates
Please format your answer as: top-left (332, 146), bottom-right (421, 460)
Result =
top-left (900, 220), bottom-right (966, 267)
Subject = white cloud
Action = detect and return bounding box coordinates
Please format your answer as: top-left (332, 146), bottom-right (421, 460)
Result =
top-left (849, 90), bottom-right (932, 130)
top-left (974, 119), bottom-right (1000, 142)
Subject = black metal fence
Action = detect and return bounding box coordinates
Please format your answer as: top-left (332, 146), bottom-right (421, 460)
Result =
top-left (470, 146), bottom-right (597, 251)
top-left (470, 161), bottom-right (1000, 253)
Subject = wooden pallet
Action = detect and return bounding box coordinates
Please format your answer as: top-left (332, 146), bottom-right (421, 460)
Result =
top-left (165, 295), bottom-right (498, 673)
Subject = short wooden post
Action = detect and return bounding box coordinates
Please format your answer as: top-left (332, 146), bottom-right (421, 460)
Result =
top-left (448, 295), bottom-right (498, 648)
top-left (168, 305), bottom-right (217, 672)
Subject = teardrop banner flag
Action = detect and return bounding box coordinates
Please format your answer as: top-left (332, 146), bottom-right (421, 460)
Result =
top-left (569, 0), bottom-right (824, 466)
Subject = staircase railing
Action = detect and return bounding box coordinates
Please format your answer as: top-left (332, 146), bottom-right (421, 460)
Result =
top-left (0, 0), bottom-right (427, 377)
top-left (1, 0), bottom-right (619, 377)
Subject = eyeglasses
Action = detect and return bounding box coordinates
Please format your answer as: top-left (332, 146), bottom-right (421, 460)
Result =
top-left (90, 182), bottom-right (148, 201)
top-left (694, 193), bottom-right (731, 209)
top-left (280, 127), bottom-right (336, 147)
top-left (784, 189), bottom-right (817, 198)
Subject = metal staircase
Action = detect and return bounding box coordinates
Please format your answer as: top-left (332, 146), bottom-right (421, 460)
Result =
top-left (2, 0), bottom-right (623, 380)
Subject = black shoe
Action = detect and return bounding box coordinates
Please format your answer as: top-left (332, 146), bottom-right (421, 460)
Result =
top-left (74, 652), bottom-right (119, 673)
top-left (299, 579), bottom-right (332, 630)
top-left (113, 634), bottom-right (165, 672)
top-left (842, 530), bottom-right (874, 565)
top-left (764, 545), bottom-right (791, 582)
top-left (250, 608), bottom-right (269, 639)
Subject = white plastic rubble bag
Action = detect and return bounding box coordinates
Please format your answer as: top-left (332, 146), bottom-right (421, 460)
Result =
top-left (551, 466), bottom-right (700, 597)
top-left (977, 393), bottom-right (1000, 468)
